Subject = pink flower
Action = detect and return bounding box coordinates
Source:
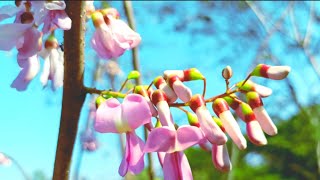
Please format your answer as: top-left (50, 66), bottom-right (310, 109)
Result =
top-left (39, 35), bottom-right (64, 90)
top-left (91, 10), bottom-right (141, 59)
top-left (163, 152), bottom-right (193, 180)
top-left (94, 94), bottom-right (152, 176)
top-left (11, 54), bottom-right (40, 91)
top-left (31, 1), bottom-right (71, 33)
top-left (80, 129), bottom-right (98, 152)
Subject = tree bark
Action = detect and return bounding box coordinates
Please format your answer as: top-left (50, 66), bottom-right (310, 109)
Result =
top-left (53, 2), bottom-right (86, 180)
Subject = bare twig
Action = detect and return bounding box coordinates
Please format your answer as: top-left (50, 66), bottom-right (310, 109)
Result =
top-left (303, 1), bottom-right (314, 47)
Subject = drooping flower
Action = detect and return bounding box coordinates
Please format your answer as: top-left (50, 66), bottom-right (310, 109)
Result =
top-left (167, 75), bottom-right (192, 103)
top-left (153, 76), bottom-right (177, 103)
top-left (31, 1), bottom-right (71, 34)
top-left (91, 9), bottom-right (141, 60)
top-left (163, 152), bottom-right (193, 180)
top-left (80, 129), bottom-right (98, 152)
top-left (39, 34), bottom-right (64, 90)
top-left (94, 94), bottom-right (151, 176)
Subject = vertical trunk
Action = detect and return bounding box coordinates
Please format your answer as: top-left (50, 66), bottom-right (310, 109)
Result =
top-left (53, 2), bottom-right (86, 180)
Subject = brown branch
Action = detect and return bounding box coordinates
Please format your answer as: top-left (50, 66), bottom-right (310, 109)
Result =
top-left (52, 2), bottom-right (86, 180)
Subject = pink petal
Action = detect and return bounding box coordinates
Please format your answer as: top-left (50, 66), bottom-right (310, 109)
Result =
top-left (163, 70), bottom-right (184, 80)
top-left (246, 120), bottom-right (267, 146)
top-left (18, 27), bottom-right (42, 59)
top-left (40, 55), bottom-right (50, 86)
top-left (127, 132), bottom-right (145, 175)
top-left (212, 144), bottom-right (232, 172)
top-left (176, 126), bottom-right (204, 151)
top-left (156, 101), bottom-right (175, 129)
top-left (0, 5), bottom-right (22, 21)
top-left (122, 94), bottom-right (152, 130)
top-left (0, 23), bottom-right (32, 51)
top-left (253, 83), bottom-right (272, 97)
top-left (144, 127), bottom-right (176, 153)
top-left (163, 152), bottom-right (193, 180)
top-left (253, 106), bottom-right (277, 136)
top-left (219, 111), bottom-right (247, 150)
top-left (11, 55), bottom-right (40, 91)
top-left (109, 16), bottom-right (141, 48)
top-left (44, 1), bottom-right (66, 10)
top-left (52, 10), bottom-right (71, 31)
top-left (94, 98), bottom-right (122, 133)
top-left (157, 152), bottom-right (165, 168)
top-left (172, 80), bottom-right (192, 103)
top-left (119, 132), bottom-right (145, 176)
top-left (196, 107), bottom-right (227, 145)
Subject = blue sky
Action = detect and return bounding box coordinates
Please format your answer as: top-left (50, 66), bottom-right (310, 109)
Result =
top-left (0, 1), bottom-right (319, 180)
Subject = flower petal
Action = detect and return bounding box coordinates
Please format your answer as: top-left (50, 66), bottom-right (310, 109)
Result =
top-left (212, 144), bottom-right (232, 172)
top-left (163, 152), bottom-right (193, 180)
top-left (155, 101), bottom-right (175, 129)
top-left (11, 55), bottom-right (40, 91)
top-left (122, 94), bottom-right (152, 130)
top-left (52, 10), bottom-right (71, 31)
top-left (144, 126), bottom-right (176, 153)
top-left (18, 27), bottom-right (42, 59)
top-left (126, 132), bottom-right (145, 175)
top-left (40, 55), bottom-right (50, 87)
top-left (176, 125), bottom-right (204, 151)
top-left (0, 23), bottom-right (32, 51)
top-left (94, 98), bottom-right (122, 133)
top-left (0, 5), bottom-right (22, 21)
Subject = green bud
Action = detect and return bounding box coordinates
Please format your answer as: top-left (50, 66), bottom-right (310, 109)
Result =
top-left (187, 112), bottom-right (200, 127)
top-left (127, 70), bottom-right (140, 80)
top-left (95, 95), bottom-right (107, 108)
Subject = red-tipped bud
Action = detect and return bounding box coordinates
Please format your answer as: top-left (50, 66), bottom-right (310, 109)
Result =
top-left (100, 7), bottom-right (120, 24)
top-left (222, 66), bottom-right (232, 80)
top-left (237, 103), bottom-right (256, 123)
top-left (20, 11), bottom-right (34, 24)
top-left (213, 98), bottom-right (247, 150)
top-left (251, 64), bottom-right (290, 80)
top-left (213, 117), bottom-right (225, 132)
top-left (151, 90), bottom-right (167, 105)
top-left (246, 91), bottom-right (277, 136)
top-left (135, 85), bottom-right (158, 117)
top-left (168, 75), bottom-right (192, 103)
top-left (91, 11), bottom-right (105, 28)
top-left (223, 95), bottom-right (241, 110)
top-left (189, 94), bottom-right (205, 112)
top-left (213, 98), bottom-right (230, 115)
top-left (236, 80), bottom-right (272, 98)
top-left (153, 76), bottom-right (177, 103)
top-left (163, 70), bottom-right (184, 80)
top-left (183, 68), bottom-right (205, 81)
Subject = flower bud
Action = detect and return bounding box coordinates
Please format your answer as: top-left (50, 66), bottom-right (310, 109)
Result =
top-left (163, 70), bottom-right (184, 80)
top-left (100, 8), bottom-right (120, 24)
top-left (134, 86), bottom-right (158, 117)
top-left (167, 75), bottom-right (192, 103)
top-left (95, 95), bottom-right (107, 109)
top-left (236, 80), bottom-right (272, 97)
top-left (91, 11), bottom-right (105, 28)
top-left (44, 34), bottom-right (59, 49)
top-left (246, 91), bottom-right (277, 136)
top-left (20, 11), bottom-right (34, 24)
top-left (153, 76), bottom-right (177, 103)
top-left (189, 94), bottom-right (227, 145)
top-left (212, 144), bottom-right (231, 172)
top-left (213, 98), bottom-right (247, 150)
top-left (251, 64), bottom-right (290, 80)
top-left (183, 68), bottom-right (205, 81)
top-left (187, 112), bottom-right (200, 127)
top-left (151, 90), bottom-right (174, 129)
top-left (222, 66), bottom-right (232, 80)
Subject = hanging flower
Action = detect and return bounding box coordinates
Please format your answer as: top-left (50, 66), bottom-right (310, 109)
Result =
top-left (39, 34), bottom-right (64, 90)
top-left (94, 94), bottom-right (151, 176)
top-left (91, 8), bottom-right (141, 60)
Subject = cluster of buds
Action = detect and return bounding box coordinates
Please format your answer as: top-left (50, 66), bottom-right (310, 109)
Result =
top-left (94, 63), bottom-right (290, 179)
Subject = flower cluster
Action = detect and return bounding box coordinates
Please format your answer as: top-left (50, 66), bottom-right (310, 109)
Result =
top-left (0, 1), bottom-right (70, 91)
top-left (94, 64), bottom-right (291, 179)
